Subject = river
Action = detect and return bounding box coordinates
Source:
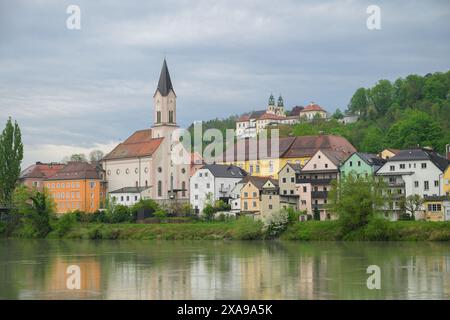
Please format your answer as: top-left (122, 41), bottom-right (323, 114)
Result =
top-left (0, 240), bottom-right (449, 299)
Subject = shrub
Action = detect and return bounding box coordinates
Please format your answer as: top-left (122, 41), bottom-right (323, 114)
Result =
top-left (263, 210), bottom-right (289, 237)
top-left (54, 213), bottom-right (77, 237)
top-left (363, 216), bottom-right (395, 241)
top-left (153, 209), bottom-right (168, 221)
top-left (88, 227), bottom-right (102, 239)
top-left (107, 205), bottom-right (132, 223)
top-left (233, 216), bottom-right (263, 240)
top-left (203, 204), bottom-right (215, 221)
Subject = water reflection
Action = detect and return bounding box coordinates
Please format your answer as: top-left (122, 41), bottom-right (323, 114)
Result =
top-left (0, 240), bottom-right (448, 299)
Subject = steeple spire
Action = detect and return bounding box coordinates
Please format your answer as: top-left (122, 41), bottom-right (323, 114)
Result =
top-left (157, 58), bottom-right (174, 96)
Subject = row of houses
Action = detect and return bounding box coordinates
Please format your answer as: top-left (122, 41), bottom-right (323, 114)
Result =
top-left (190, 147), bottom-right (450, 221)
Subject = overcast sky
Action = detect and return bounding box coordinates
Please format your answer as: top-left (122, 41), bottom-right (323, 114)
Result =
top-left (1, 0), bottom-right (449, 168)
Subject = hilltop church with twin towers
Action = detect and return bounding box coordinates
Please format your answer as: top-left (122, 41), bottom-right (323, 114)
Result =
top-left (101, 59), bottom-right (191, 203)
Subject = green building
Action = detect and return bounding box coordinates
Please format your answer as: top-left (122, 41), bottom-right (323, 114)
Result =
top-left (340, 152), bottom-right (386, 178)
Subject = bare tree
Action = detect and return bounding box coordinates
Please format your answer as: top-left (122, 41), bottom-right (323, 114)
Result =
top-left (89, 150), bottom-right (104, 164)
top-left (400, 194), bottom-right (423, 219)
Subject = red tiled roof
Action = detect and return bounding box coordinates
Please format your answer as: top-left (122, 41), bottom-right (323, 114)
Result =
top-left (103, 129), bottom-right (164, 160)
top-left (301, 103), bottom-right (326, 112)
top-left (46, 162), bottom-right (102, 181)
top-left (237, 114), bottom-right (250, 122)
top-left (258, 112), bottom-right (286, 120)
top-left (20, 163), bottom-right (65, 180)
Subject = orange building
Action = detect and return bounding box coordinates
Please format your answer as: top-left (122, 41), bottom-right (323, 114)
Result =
top-left (19, 162), bottom-right (65, 191)
top-left (44, 162), bottom-right (106, 214)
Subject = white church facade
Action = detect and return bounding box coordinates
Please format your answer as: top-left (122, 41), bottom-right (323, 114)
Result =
top-left (102, 59), bottom-right (190, 203)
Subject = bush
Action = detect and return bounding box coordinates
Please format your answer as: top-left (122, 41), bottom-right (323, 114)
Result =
top-left (153, 209), bottom-right (168, 221)
top-left (54, 213), bottom-right (77, 237)
top-left (107, 205), bottom-right (132, 223)
top-left (131, 199), bottom-right (159, 220)
top-left (233, 216), bottom-right (264, 240)
top-left (263, 210), bottom-right (289, 238)
top-left (203, 204), bottom-right (215, 221)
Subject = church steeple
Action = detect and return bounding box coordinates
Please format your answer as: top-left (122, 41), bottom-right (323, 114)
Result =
top-left (156, 58), bottom-right (174, 97)
top-left (152, 58), bottom-right (177, 138)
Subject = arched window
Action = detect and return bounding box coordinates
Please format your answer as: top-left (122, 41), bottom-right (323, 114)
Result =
top-left (156, 111), bottom-right (161, 123)
top-left (181, 181), bottom-right (186, 197)
top-left (158, 181), bottom-right (162, 197)
top-left (135, 181), bottom-right (138, 187)
top-left (145, 180), bottom-right (148, 187)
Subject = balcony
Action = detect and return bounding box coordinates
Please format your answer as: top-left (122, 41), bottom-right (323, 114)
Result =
top-left (296, 178), bottom-right (333, 185)
top-left (311, 191), bottom-right (328, 199)
top-left (387, 181), bottom-right (405, 187)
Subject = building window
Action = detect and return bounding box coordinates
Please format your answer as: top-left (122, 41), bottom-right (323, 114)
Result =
top-left (195, 195), bottom-right (198, 200)
top-left (116, 169), bottom-right (120, 175)
top-left (252, 192), bottom-right (257, 197)
top-left (244, 202), bottom-right (248, 210)
top-left (195, 183), bottom-right (198, 189)
top-left (253, 201), bottom-right (257, 208)
top-left (390, 165), bottom-right (395, 171)
top-left (158, 181), bottom-right (162, 197)
top-left (135, 168), bottom-right (138, 174)
top-left (282, 178), bottom-right (286, 183)
top-left (325, 163), bottom-right (328, 168)
top-left (120, 196), bottom-right (124, 201)
top-left (125, 168), bottom-right (130, 174)
top-left (434, 180), bottom-right (439, 187)
top-left (349, 161), bottom-right (353, 167)
top-left (421, 163), bottom-right (427, 169)
top-left (157, 111), bottom-right (161, 123)
top-left (134, 196), bottom-right (138, 201)
top-left (169, 110), bottom-right (174, 123)
top-left (182, 181), bottom-right (186, 197)
top-left (206, 183), bottom-right (210, 189)
top-left (269, 204), bottom-right (273, 210)
top-left (126, 196), bottom-right (129, 201)
top-left (303, 186), bottom-right (307, 192)
top-left (145, 180), bottom-right (148, 187)
top-left (400, 164), bottom-right (405, 169)
top-left (414, 181), bottom-right (419, 187)
top-left (244, 192), bottom-right (248, 197)
top-left (181, 168), bottom-right (186, 174)
top-left (90, 181), bottom-right (96, 188)
top-left (424, 181), bottom-right (429, 191)
top-left (158, 167), bottom-right (162, 173)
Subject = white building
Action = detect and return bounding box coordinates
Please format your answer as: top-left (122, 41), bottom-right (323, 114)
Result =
top-left (102, 59), bottom-right (191, 203)
top-left (109, 187), bottom-right (151, 206)
top-left (190, 164), bottom-right (247, 214)
top-left (376, 148), bottom-right (449, 220)
top-left (229, 181), bottom-right (245, 213)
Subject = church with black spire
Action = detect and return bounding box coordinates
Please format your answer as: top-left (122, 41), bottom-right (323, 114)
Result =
top-left (102, 59), bottom-right (190, 205)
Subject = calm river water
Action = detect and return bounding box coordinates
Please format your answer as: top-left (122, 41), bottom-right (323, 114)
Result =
top-left (0, 240), bottom-right (449, 299)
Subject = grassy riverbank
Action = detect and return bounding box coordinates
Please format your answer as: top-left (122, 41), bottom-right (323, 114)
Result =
top-left (38, 219), bottom-right (450, 241)
top-left (281, 220), bottom-right (450, 241)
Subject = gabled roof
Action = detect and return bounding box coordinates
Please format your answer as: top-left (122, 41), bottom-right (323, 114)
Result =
top-left (262, 178), bottom-right (279, 188)
top-left (242, 175), bottom-right (273, 190)
top-left (201, 164), bottom-right (247, 178)
top-left (45, 162), bottom-right (102, 181)
top-left (155, 58), bottom-right (174, 97)
top-left (346, 152), bottom-right (386, 168)
top-left (103, 129), bottom-right (164, 161)
top-left (388, 148), bottom-right (449, 171)
top-left (321, 149), bottom-right (350, 166)
top-left (109, 186), bottom-right (150, 194)
top-left (20, 162), bottom-right (65, 180)
top-left (279, 162), bottom-right (302, 175)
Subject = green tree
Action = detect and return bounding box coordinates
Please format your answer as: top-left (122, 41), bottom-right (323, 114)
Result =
top-left (203, 204), bottom-right (215, 221)
top-left (331, 108), bottom-right (344, 120)
top-left (360, 125), bottom-right (384, 153)
top-left (313, 207), bottom-right (321, 221)
top-left (348, 88), bottom-right (368, 118)
top-left (0, 118), bottom-right (23, 205)
top-left (328, 175), bottom-right (387, 234)
top-left (369, 80), bottom-right (394, 115)
top-left (386, 109), bottom-right (445, 152)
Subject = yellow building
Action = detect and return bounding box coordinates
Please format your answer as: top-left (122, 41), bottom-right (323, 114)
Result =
top-left (219, 134), bottom-right (356, 178)
top-left (443, 164), bottom-right (450, 196)
top-left (379, 148), bottom-right (400, 160)
top-left (423, 196), bottom-right (450, 221)
top-left (240, 176), bottom-right (270, 215)
top-left (45, 162), bottom-right (106, 214)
